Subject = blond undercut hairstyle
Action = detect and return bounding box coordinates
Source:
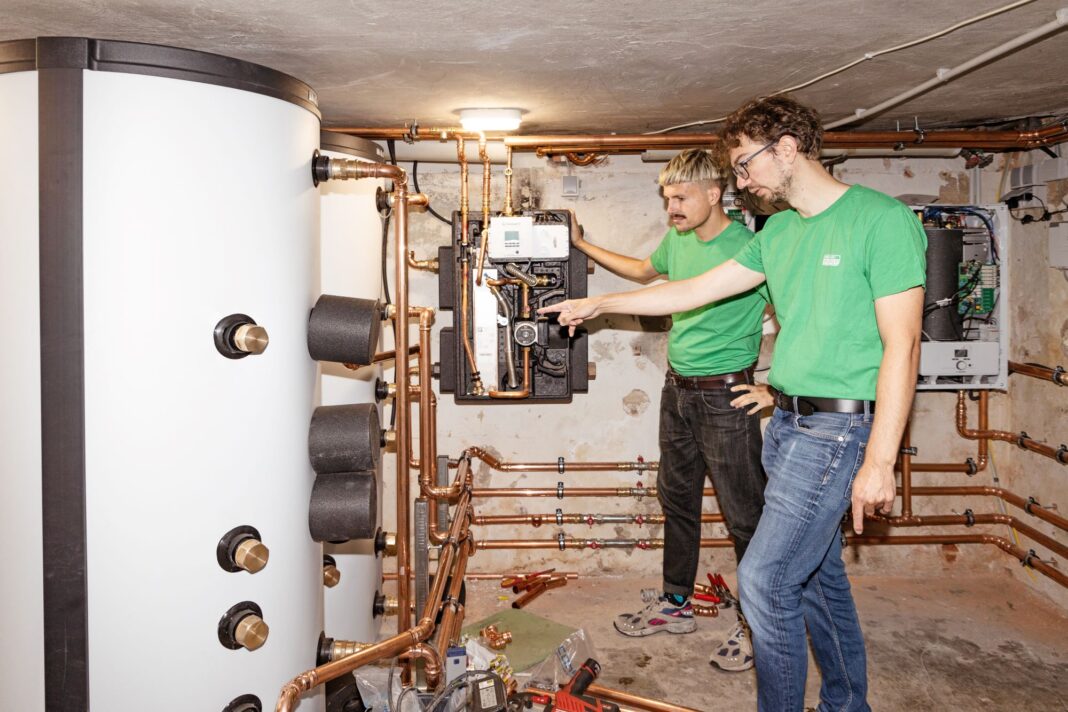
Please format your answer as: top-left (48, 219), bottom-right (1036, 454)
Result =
top-left (657, 147), bottom-right (728, 190)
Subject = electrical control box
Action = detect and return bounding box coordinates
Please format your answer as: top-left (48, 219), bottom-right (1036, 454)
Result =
top-left (916, 204), bottom-right (1010, 390)
top-left (438, 210), bottom-right (589, 403)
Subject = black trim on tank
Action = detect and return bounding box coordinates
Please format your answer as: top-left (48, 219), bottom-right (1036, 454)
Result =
top-left (1, 37), bottom-right (320, 117)
top-left (320, 130), bottom-right (384, 161)
top-left (38, 47), bottom-right (90, 711)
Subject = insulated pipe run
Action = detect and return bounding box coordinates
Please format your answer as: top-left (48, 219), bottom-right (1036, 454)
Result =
top-left (485, 278), bottom-right (531, 399)
top-left (825, 8), bottom-right (1068, 129)
top-left (1009, 360), bottom-right (1068, 387)
top-left (461, 446), bottom-right (657, 473)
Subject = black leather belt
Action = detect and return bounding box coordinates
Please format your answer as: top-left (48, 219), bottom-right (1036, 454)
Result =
top-left (666, 365), bottom-right (755, 390)
top-left (769, 386), bottom-right (875, 415)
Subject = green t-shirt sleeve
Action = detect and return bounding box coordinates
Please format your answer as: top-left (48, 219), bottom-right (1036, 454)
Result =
top-left (865, 205), bottom-right (928, 299)
top-left (649, 231), bottom-right (671, 275)
top-left (732, 232), bottom-right (765, 274)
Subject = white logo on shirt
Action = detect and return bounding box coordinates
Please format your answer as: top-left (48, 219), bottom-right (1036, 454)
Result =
top-left (822, 254), bottom-right (841, 266)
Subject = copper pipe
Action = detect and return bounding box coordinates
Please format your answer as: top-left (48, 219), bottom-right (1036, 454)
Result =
top-left (398, 643), bottom-right (443, 690)
top-left (392, 178), bottom-right (414, 636)
top-left (527, 685), bottom-right (703, 712)
top-left (1010, 360), bottom-right (1068, 386)
top-left (344, 345), bottom-right (420, 370)
top-left (906, 486), bottom-right (1068, 532)
top-left (475, 537), bottom-right (732, 550)
top-left (435, 538), bottom-right (472, 661)
top-left (503, 146), bottom-right (514, 216)
top-left (847, 533), bottom-right (1068, 588)
top-left (407, 250), bottom-right (439, 271)
top-left (957, 390), bottom-right (1067, 465)
top-left (472, 512), bottom-right (722, 526)
top-left (484, 279), bottom-right (531, 398)
top-left (462, 446), bottom-right (657, 473)
top-left (875, 514), bottom-right (1068, 560)
top-left (383, 571), bottom-right (581, 581)
top-left (456, 136), bottom-right (483, 395)
top-left (565, 152), bottom-right (604, 166)
top-left (511, 575), bottom-right (567, 608)
top-left (276, 488), bottom-right (473, 712)
top-left (909, 389), bottom-right (989, 473)
top-left (475, 133), bottom-right (491, 286)
top-left (473, 486), bottom-right (701, 498)
top-left (335, 122), bottom-right (1068, 152)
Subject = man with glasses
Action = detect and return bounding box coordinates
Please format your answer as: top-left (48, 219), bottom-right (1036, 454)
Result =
top-left (569, 148), bottom-right (769, 672)
top-left (541, 96), bottom-right (926, 712)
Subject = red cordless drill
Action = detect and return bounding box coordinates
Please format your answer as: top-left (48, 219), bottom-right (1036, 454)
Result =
top-left (548, 659), bottom-right (620, 712)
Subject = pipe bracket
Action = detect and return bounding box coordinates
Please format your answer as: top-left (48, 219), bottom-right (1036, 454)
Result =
top-left (557, 533), bottom-right (566, 551)
top-left (555, 508), bottom-right (564, 526)
top-left (965, 458), bottom-right (978, 476)
top-left (558, 457), bottom-right (566, 474)
top-left (556, 482), bottom-right (565, 499)
top-left (964, 509), bottom-right (975, 527)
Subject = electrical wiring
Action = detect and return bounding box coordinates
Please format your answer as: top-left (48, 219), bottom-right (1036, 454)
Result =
top-left (988, 446), bottom-right (1038, 582)
top-left (412, 161), bottom-right (453, 226)
top-left (645, 0), bottom-right (1038, 134)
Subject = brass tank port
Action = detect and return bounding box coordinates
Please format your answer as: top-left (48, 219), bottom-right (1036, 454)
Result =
top-left (234, 538), bottom-right (269, 574)
top-left (323, 554), bottom-right (341, 588)
top-left (382, 429), bottom-right (397, 448)
top-left (232, 323), bottom-right (269, 355)
top-left (372, 591), bottom-right (398, 617)
top-left (217, 525), bottom-right (268, 574)
top-left (218, 601), bottom-right (269, 652)
top-left (374, 529), bottom-right (398, 558)
top-left (235, 615), bottom-right (270, 651)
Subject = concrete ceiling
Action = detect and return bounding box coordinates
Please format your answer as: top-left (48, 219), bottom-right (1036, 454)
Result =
top-left (3, 0), bottom-right (1067, 134)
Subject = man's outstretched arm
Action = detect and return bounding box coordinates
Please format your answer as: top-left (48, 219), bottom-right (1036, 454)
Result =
top-left (538, 259), bottom-right (766, 335)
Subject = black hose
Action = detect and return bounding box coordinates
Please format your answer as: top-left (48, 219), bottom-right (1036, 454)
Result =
top-left (412, 160), bottom-right (452, 225)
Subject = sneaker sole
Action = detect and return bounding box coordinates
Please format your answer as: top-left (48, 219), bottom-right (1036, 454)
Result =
top-left (709, 660), bottom-right (754, 672)
top-left (613, 620), bottom-right (697, 637)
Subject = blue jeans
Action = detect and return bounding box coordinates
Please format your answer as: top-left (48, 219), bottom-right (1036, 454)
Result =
top-left (657, 378), bottom-right (766, 597)
top-left (738, 408), bottom-right (874, 712)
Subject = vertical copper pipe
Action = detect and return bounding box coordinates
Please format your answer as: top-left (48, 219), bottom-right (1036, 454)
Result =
top-left (504, 145), bottom-right (514, 216)
top-left (399, 643), bottom-right (443, 690)
top-left (394, 179), bottom-right (412, 636)
top-left (435, 540), bottom-right (471, 660)
top-left (900, 420), bottom-right (914, 519)
top-left (456, 136), bottom-right (483, 394)
top-left (475, 133), bottom-right (491, 286)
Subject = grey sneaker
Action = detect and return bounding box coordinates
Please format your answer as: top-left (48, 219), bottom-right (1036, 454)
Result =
top-left (613, 589), bottom-right (696, 637)
top-left (709, 619), bottom-right (754, 671)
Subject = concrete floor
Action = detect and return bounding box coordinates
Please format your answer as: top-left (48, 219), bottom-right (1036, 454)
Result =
top-left (463, 573), bottom-right (1068, 711)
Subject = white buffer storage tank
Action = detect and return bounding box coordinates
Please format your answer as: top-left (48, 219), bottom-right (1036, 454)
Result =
top-left (0, 37), bottom-right (324, 712)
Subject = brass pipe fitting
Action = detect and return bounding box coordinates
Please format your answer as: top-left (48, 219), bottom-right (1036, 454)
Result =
top-left (323, 562), bottom-right (341, 588)
top-left (232, 323), bottom-right (269, 355)
top-left (233, 538), bottom-right (269, 574)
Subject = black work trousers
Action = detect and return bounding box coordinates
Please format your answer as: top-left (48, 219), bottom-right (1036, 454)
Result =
top-left (657, 377), bottom-right (767, 598)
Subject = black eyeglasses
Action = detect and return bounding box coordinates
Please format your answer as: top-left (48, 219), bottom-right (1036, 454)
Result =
top-left (732, 138), bottom-right (780, 180)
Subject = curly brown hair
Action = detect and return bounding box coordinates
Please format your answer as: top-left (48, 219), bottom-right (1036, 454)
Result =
top-left (722, 96), bottom-right (823, 160)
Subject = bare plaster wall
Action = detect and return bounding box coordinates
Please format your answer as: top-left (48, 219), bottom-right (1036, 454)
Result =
top-left (375, 152), bottom-right (1066, 608)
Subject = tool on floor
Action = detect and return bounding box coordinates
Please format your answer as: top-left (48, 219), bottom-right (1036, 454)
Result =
top-left (547, 658), bottom-right (620, 712)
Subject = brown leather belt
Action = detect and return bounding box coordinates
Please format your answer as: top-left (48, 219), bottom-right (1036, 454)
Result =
top-left (769, 386), bottom-right (876, 415)
top-left (666, 365), bottom-right (755, 390)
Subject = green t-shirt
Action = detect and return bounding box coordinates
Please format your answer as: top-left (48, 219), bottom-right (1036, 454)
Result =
top-left (734, 184), bottom-right (927, 400)
top-left (649, 221), bottom-right (767, 376)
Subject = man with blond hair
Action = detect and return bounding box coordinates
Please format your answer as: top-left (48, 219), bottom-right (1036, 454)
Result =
top-left (570, 148), bottom-right (769, 671)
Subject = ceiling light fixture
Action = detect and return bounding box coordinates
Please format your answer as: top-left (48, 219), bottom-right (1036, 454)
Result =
top-left (457, 108), bottom-right (523, 132)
